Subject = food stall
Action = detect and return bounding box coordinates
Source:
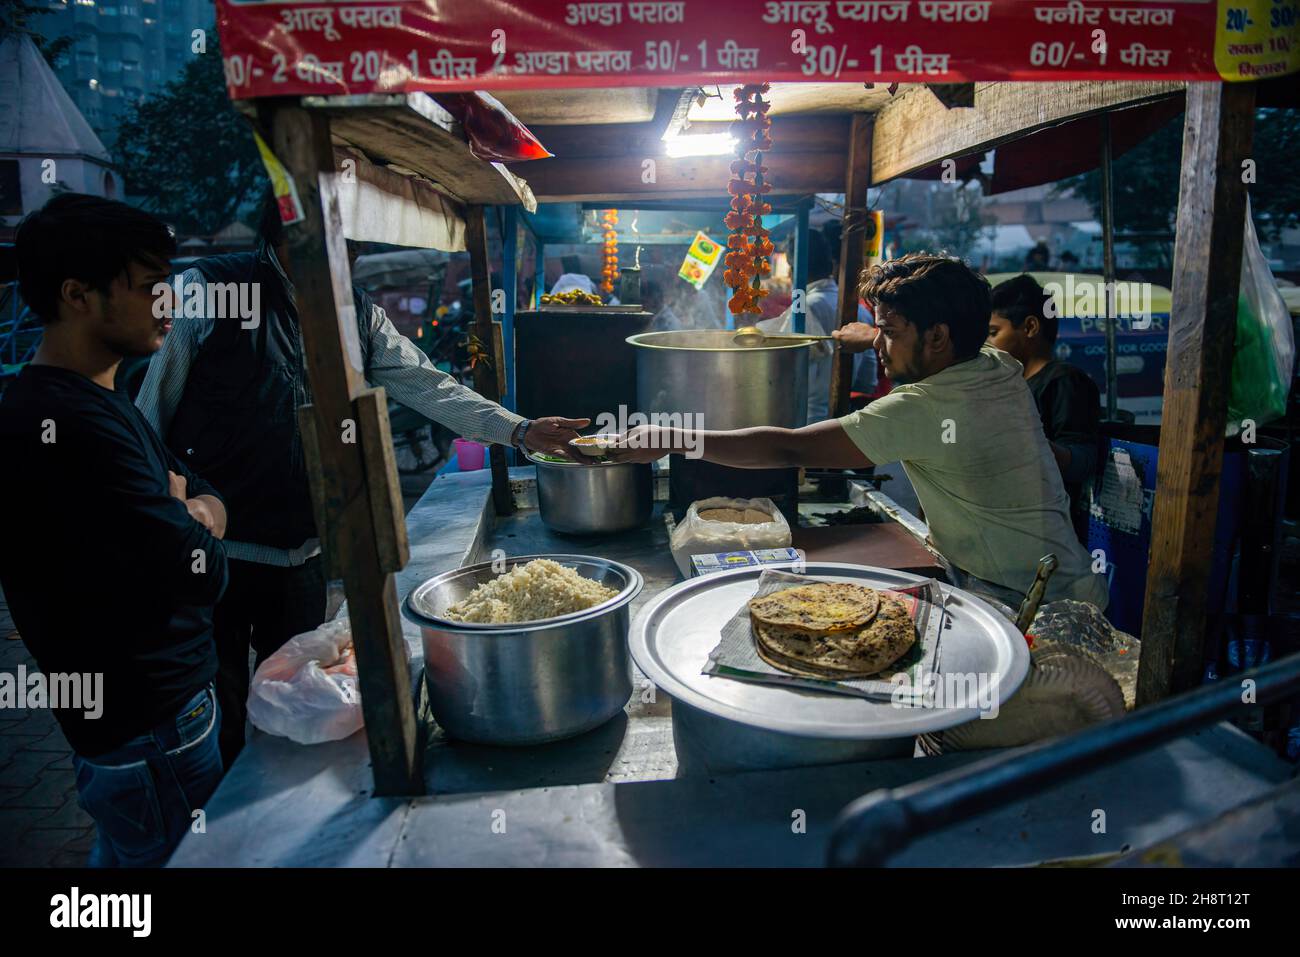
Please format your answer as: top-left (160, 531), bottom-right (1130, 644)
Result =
top-left (169, 1), bottom-right (1300, 867)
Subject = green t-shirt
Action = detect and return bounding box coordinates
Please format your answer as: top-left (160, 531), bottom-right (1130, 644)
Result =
top-left (838, 346), bottom-right (1109, 609)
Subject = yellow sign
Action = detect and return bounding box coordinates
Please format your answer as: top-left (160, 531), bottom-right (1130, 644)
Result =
top-left (253, 131), bottom-right (306, 226)
top-left (1215, 0), bottom-right (1300, 81)
top-left (864, 210), bottom-right (885, 260)
top-left (678, 231), bottom-right (723, 289)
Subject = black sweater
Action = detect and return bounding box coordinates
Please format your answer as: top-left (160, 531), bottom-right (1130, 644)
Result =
top-left (0, 365), bottom-right (228, 756)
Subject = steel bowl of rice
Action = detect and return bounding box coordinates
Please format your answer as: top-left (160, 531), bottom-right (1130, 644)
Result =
top-left (404, 555), bottom-right (643, 744)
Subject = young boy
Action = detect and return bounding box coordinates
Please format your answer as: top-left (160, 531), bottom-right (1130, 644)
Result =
top-left (986, 274), bottom-right (1102, 543)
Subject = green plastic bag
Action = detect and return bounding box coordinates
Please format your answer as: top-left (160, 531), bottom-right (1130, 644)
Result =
top-left (1226, 197), bottom-right (1295, 437)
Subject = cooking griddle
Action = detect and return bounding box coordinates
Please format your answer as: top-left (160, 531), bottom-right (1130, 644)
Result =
top-left (791, 523), bottom-right (945, 579)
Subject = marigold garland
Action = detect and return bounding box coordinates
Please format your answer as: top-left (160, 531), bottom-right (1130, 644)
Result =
top-left (600, 208), bottom-right (619, 294)
top-left (723, 83), bottom-right (774, 317)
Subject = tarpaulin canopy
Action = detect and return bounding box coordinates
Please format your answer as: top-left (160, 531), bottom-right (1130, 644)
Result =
top-left (215, 0), bottom-right (1299, 101)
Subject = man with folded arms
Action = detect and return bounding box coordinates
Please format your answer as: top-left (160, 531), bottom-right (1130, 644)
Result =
top-left (609, 253), bottom-right (1108, 610)
top-left (0, 195), bottom-right (229, 866)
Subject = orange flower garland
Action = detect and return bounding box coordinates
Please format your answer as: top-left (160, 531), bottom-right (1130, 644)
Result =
top-left (600, 208), bottom-right (619, 294)
top-left (722, 83), bottom-right (774, 317)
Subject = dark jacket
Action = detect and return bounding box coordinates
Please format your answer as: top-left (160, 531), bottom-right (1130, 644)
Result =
top-left (165, 244), bottom-right (374, 548)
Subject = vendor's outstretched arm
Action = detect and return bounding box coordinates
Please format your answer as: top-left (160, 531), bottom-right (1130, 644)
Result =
top-left (609, 419), bottom-right (871, 470)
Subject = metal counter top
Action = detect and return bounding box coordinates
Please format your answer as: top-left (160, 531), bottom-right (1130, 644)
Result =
top-left (168, 466), bottom-right (1296, 867)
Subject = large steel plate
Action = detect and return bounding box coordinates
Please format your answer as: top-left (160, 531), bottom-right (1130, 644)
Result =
top-left (628, 563), bottom-right (1030, 740)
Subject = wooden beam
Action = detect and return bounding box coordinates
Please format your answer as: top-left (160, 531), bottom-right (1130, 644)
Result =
top-left (524, 115), bottom-right (851, 202)
top-left (465, 204), bottom-right (516, 516)
top-left (792, 199), bottom-right (810, 336)
top-left (526, 149), bottom-right (846, 203)
top-left (1136, 81), bottom-right (1257, 706)
top-left (872, 81), bottom-right (1183, 184)
top-left (829, 114), bottom-right (872, 420)
top-left (531, 115), bottom-right (851, 158)
top-left (268, 104), bottom-right (422, 796)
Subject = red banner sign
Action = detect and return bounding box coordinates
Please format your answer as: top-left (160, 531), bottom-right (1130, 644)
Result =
top-left (215, 0), bottom-right (1300, 100)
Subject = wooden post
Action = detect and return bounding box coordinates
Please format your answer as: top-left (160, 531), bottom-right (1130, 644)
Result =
top-left (829, 113), bottom-right (873, 419)
top-left (268, 104), bottom-right (422, 795)
top-left (792, 199), bottom-right (810, 336)
top-left (502, 206), bottom-right (519, 413)
top-left (465, 204), bottom-right (515, 515)
top-left (1136, 81), bottom-right (1257, 706)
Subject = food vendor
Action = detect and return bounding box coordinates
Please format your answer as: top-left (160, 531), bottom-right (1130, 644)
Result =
top-left (609, 253), bottom-right (1109, 610)
top-left (135, 191), bottom-right (590, 768)
top-left (986, 274), bottom-right (1102, 544)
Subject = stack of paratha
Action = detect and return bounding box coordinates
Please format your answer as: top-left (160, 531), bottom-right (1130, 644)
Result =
top-left (747, 582), bottom-right (916, 679)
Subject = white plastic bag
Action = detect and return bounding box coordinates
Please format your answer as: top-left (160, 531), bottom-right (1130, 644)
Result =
top-left (246, 619), bottom-right (366, 745)
top-left (669, 496), bottom-right (792, 576)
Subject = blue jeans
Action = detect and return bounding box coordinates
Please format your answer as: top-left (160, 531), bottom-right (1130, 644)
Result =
top-left (72, 684), bottom-right (223, 868)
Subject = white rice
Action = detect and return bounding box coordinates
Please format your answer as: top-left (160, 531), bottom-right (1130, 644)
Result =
top-left (445, 558), bottom-right (618, 624)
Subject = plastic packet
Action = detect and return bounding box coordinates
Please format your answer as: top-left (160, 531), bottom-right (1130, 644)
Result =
top-left (1227, 196), bottom-right (1295, 435)
top-left (247, 619), bottom-right (416, 745)
top-left (669, 496), bottom-right (792, 577)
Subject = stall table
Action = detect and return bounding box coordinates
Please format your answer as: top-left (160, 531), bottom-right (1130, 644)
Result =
top-left (168, 469), bottom-right (1295, 867)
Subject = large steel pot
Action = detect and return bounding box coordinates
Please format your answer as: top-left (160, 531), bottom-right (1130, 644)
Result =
top-left (404, 555), bottom-right (643, 745)
top-left (527, 452), bottom-right (652, 535)
top-left (627, 329), bottom-right (811, 431)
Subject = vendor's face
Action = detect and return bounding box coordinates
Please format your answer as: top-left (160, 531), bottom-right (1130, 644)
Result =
top-left (986, 311), bottom-right (1030, 364)
top-left (872, 304), bottom-right (927, 384)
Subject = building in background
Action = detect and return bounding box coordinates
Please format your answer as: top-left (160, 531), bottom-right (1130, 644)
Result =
top-left (29, 0), bottom-right (212, 147)
top-left (0, 33), bottom-right (117, 241)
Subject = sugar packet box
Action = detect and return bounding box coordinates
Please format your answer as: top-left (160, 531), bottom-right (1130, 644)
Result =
top-left (689, 548), bottom-right (805, 577)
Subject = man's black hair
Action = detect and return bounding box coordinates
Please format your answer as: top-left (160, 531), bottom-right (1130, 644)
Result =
top-left (990, 273), bottom-right (1059, 345)
top-left (858, 253), bottom-right (991, 361)
top-left (258, 186), bottom-right (284, 247)
top-left (16, 193), bottom-right (175, 324)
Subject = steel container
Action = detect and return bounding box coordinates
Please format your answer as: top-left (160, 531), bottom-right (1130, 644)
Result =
top-left (626, 329), bottom-right (811, 431)
top-left (527, 452), bottom-right (653, 535)
top-left (404, 555), bottom-right (643, 745)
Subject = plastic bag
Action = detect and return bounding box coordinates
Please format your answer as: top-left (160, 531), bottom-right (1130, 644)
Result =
top-left (1227, 197), bottom-right (1295, 436)
top-left (247, 619), bottom-right (376, 745)
top-left (669, 496), bottom-right (792, 577)
top-left (431, 92), bottom-right (552, 163)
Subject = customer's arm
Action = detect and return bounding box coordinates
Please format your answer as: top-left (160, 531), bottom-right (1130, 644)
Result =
top-left (82, 416), bottom-right (229, 605)
top-left (362, 300), bottom-right (524, 447)
top-left (164, 452), bottom-right (228, 540)
top-left (362, 300), bottom-right (591, 457)
top-left (135, 268), bottom-right (207, 436)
